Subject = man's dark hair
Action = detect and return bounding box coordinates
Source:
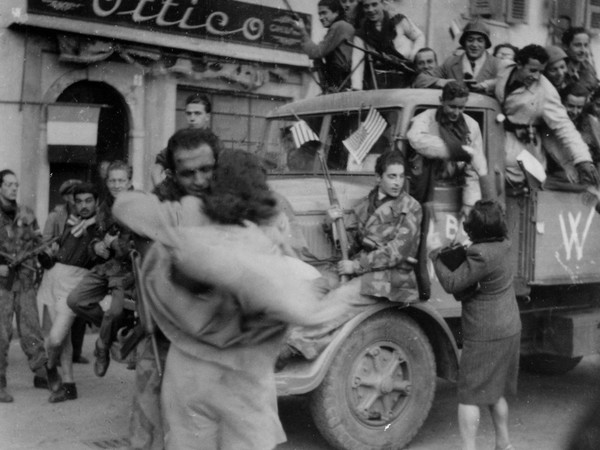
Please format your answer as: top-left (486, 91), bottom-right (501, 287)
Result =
top-left (515, 44), bottom-right (549, 66)
top-left (441, 81), bottom-right (470, 101)
top-left (72, 182), bottom-right (99, 200)
top-left (590, 86), bottom-right (600, 102)
top-left (493, 42), bottom-right (518, 58)
top-left (185, 93), bottom-right (212, 113)
top-left (375, 151), bottom-right (404, 177)
top-left (0, 169), bottom-right (15, 186)
top-left (165, 128), bottom-right (221, 171)
top-left (318, 0), bottom-right (345, 18)
top-left (203, 149), bottom-right (277, 225)
top-left (561, 82), bottom-right (589, 102)
top-left (562, 26), bottom-right (589, 47)
top-left (463, 200), bottom-right (508, 242)
top-left (106, 160), bottom-right (133, 180)
top-left (414, 47), bottom-right (438, 64)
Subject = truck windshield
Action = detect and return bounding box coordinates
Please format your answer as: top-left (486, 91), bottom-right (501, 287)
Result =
top-left (259, 109), bottom-right (403, 174)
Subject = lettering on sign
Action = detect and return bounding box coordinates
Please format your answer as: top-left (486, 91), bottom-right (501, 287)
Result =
top-left (558, 208), bottom-right (595, 261)
top-left (28, 0), bottom-right (309, 52)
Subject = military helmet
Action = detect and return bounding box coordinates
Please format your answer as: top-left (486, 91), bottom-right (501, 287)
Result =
top-left (459, 21), bottom-right (492, 49)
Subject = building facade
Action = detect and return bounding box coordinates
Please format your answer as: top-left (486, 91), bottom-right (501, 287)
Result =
top-left (1, 0), bottom-right (599, 225)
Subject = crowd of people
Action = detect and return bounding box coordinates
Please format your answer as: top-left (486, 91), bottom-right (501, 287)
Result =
top-left (1, 3), bottom-right (600, 450)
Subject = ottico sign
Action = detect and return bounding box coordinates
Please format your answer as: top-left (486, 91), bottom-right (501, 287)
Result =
top-left (27, 0), bottom-right (310, 52)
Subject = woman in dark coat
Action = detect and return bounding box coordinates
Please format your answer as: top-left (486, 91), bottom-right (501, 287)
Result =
top-left (430, 200), bottom-right (521, 450)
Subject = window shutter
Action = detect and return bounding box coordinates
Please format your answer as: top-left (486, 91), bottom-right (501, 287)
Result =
top-left (470, 0), bottom-right (494, 17)
top-left (506, 0), bottom-right (528, 24)
top-left (588, 0), bottom-right (600, 32)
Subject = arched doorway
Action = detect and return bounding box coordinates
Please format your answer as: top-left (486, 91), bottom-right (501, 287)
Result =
top-left (48, 81), bottom-right (129, 209)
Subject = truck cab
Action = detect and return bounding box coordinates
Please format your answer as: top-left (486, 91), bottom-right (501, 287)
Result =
top-left (258, 89), bottom-right (600, 450)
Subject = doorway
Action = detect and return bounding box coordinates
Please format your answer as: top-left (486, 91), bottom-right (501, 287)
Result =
top-left (48, 81), bottom-right (129, 210)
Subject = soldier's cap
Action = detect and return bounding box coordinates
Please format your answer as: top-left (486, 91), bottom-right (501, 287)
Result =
top-left (545, 45), bottom-right (568, 65)
top-left (459, 21), bottom-right (492, 49)
top-left (59, 179), bottom-right (83, 196)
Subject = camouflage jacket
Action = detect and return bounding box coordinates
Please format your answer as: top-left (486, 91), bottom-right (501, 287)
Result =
top-left (350, 190), bottom-right (422, 302)
top-left (0, 203), bottom-right (42, 289)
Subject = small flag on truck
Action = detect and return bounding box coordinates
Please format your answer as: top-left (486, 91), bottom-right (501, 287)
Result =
top-left (343, 107), bottom-right (387, 165)
top-left (290, 120), bottom-right (320, 149)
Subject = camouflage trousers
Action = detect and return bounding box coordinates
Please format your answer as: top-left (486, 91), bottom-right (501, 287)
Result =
top-left (129, 334), bottom-right (169, 450)
top-left (0, 283), bottom-right (47, 377)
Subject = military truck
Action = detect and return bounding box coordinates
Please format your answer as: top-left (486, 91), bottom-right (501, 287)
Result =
top-left (258, 89), bottom-right (600, 450)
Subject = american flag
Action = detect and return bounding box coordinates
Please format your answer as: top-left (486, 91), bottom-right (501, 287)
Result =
top-left (343, 108), bottom-right (387, 165)
top-left (290, 120), bottom-right (320, 148)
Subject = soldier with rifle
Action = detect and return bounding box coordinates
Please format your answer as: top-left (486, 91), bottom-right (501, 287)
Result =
top-left (279, 151), bottom-right (422, 364)
top-left (356, 0), bottom-right (423, 89)
top-left (0, 169), bottom-right (49, 403)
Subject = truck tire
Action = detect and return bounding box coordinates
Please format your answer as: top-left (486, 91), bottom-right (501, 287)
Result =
top-left (309, 312), bottom-right (436, 450)
top-left (521, 354), bottom-right (583, 375)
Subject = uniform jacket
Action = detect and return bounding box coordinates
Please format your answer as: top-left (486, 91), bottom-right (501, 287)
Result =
top-left (432, 239), bottom-right (521, 341)
top-left (91, 197), bottom-right (133, 277)
top-left (42, 203), bottom-right (70, 241)
top-left (416, 52), bottom-right (506, 92)
top-left (302, 19), bottom-right (354, 87)
top-left (495, 67), bottom-right (592, 184)
top-left (406, 108), bottom-right (484, 207)
top-left (350, 190), bottom-right (422, 301)
top-left (567, 58), bottom-right (599, 94)
top-left (0, 203), bottom-right (41, 289)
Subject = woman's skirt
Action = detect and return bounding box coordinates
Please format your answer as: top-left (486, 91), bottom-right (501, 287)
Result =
top-left (458, 332), bottom-right (521, 405)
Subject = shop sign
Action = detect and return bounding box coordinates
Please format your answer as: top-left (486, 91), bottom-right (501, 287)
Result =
top-left (27, 0), bottom-right (310, 52)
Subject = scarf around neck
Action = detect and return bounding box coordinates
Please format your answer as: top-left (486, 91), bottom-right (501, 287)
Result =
top-left (435, 106), bottom-right (472, 162)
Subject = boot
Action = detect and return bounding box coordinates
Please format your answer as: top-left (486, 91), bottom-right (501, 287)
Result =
top-left (0, 375), bottom-right (14, 403)
top-left (63, 382), bottom-right (78, 400)
top-left (48, 384), bottom-right (67, 403)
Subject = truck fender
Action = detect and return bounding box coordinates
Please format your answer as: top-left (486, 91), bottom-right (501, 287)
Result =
top-left (276, 301), bottom-right (460, 396)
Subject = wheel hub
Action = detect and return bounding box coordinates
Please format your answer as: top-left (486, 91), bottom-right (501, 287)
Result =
top-left (348, 342), bottom-right (412, 425)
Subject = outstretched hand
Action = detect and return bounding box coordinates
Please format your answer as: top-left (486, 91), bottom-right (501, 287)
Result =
top-left (576, 161), bottom-right (600, 186)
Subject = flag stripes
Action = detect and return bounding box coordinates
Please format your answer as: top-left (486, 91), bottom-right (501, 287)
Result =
top-left (290, 120), bottom-right (320, 149)
top-left (343, 108), bottom-right (387, 164)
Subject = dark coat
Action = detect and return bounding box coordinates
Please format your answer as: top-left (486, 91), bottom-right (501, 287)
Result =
top-left (414, 52), bottom-right (505, 92)
top-left (432, 239), bottom-right (521, 341)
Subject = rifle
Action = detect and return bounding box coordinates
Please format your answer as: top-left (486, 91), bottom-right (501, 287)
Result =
top-left (315, 116), bottom-right (351, 282)
top-left (0, 236), bottom-right (60, 289)
top-left (344, 39), bottom-right (415, 75)
top-left (281, 0), bottom-right (300, 20)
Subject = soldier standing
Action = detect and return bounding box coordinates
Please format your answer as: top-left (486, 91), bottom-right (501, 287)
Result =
top-left (0, 169), bottom-right (48, 402)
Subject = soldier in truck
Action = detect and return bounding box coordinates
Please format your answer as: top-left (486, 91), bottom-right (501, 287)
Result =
top-left (494, 44), bottom-right (600, 188)
top-left (406, 81), bottom-right (487, 218)
top-left (279, 151), bottom-right (422, 364)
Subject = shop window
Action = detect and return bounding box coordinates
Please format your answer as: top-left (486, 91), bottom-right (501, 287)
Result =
top-left (176, 89), bottom-right (290, 152)
top-left (470, 0), bottom-right (529, 24)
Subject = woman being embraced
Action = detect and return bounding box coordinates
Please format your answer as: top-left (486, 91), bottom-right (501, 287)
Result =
top-left (430, 200), bottom-right (520, 450)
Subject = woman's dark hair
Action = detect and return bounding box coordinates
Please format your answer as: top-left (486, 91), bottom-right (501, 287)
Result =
top-left (166, 128), bottom-right (221, 172)
top-left (463, 200), bottom-right (508, 242)
top-left (0, 169), bottom-right (15, 186)
top-left (374, 150), bottom-right (404, 176)
top-left (318, 0), bottom-right (345, 20)
top-left (562, 26), bottom-right (589, 47)
top-left (203, 149), bottom-right (278, 225)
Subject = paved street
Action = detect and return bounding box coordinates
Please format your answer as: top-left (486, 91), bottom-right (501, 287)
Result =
top-left (1, 335), bottom-right (599, 450)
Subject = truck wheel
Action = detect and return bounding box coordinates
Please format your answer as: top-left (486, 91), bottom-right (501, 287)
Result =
top-left (310, 312), bottom-right (436, 450)
top-left (521, 354), bottom-right (583, 375)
